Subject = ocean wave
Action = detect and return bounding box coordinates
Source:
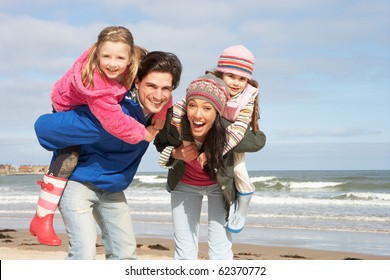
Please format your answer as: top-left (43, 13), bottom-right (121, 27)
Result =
top-left (251, 194), bottom-right (390, 207)
top-left (249, 213), bottom-right (390, 223)
top-left (287, 181), bottom-right (343, 189)
top-left (130, 210), bottom-right (171, 216)
top-left (253, 180), bottom-right (344, 190)
top-left (0, 195), bottom-right (38, 204)
top-left (134, 175), bottom-right (167, 184)
top-left (128, 195), bottom-right (170, 203)
top-left (243, 223), bottom-right (390, 234)
top-left (250, 176), bottom-right (277, 183)
top-left (333, 192), bottom-right (390, 201)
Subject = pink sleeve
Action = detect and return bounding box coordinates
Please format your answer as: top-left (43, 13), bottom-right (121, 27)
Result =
top-left (153, 95), bottom-right (173, 121)
top-left (87, 95), bottom-right (147, 144)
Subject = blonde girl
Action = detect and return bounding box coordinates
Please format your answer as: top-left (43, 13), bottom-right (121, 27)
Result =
top-left (30, 26), bottom-right (170, 245)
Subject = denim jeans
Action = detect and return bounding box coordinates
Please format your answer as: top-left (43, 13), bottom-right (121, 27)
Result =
top-left (59, 180), bottom-right (137, 260)
top-left (171, 182), bottom-right (233, 260)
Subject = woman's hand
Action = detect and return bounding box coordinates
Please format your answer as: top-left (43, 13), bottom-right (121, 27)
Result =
top-left (172, 144), bottom-right (198, 162)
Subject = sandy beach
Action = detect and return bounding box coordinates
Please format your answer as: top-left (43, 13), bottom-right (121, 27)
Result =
top-left (1, 229), bottom-right (389, 260)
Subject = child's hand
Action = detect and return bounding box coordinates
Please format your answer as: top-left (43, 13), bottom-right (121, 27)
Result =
top-left (176, 126), bottom-right (182, 135)
top-left (172, 144), bottom-right (198, 162)
top-left (144, 126), bottom-right (159, 142)
top-left (197, 152), bottom-right (208, 168)
top-left (152, 118), bottom-right (165, 130)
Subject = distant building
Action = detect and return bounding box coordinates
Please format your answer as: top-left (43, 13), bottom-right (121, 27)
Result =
top-left (18, 165), bottom-right (33, 173)
top-left (31, 165), bottom-right (48, 173)
top-left (0, 164), bottom-right (11, 174)
top-left (0, 164), bottom-right (48, 175)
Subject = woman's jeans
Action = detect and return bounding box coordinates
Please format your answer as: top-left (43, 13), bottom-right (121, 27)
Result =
top-left (59, 180), bottom-right (137, 260)
top-left (171, 182), bottom-right (233, 260)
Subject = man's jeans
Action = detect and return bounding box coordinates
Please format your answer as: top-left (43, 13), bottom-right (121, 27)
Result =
top-left (59, 180), bottom-right (137, 260)
top-left (171, 182), bottom-right (233, 260)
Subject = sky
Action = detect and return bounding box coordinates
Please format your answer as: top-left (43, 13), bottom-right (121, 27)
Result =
top-left (0, 0), bottom-right (389, 171)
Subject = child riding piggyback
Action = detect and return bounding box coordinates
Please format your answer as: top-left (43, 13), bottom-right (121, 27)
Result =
top-left (171, 44), bottom-right (261, 233)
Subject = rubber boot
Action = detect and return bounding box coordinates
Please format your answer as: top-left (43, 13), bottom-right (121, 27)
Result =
top-left (29, 174), bottom-right (67, 246)
top-left (226, 192), bottom-right (253, 233)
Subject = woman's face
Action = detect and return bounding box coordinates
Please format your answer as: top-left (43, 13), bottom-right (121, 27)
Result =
top-left (186, 98), bottom-right (217, 142)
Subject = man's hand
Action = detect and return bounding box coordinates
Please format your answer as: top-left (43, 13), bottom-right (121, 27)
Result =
top-left (152, 118), bottom-right (165, 130)
top-left (144, 126), bottom-right (160, 142)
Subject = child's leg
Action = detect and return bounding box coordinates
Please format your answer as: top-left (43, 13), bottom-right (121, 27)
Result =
top-left (233, 153), bottom-right (255, 194)
top-left (226, 152), bottom-right (254, 233)
top-left (30, 146), bottom-right (80, 246)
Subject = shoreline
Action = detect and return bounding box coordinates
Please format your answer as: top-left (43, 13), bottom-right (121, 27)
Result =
top-left (1, 229), bottom-right (389, 260)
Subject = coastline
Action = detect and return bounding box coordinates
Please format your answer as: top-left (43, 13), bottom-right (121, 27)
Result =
top-left (1, 229), bottom-right (389, 260)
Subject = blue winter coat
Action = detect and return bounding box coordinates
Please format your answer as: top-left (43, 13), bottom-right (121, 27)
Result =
top-left (34, 90), bottom-right (150, 192)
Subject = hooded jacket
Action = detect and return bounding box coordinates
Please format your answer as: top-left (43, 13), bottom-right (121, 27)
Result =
top-left (51, 48), bottom-right (168, 144)
top-left (154, 108), bottom-right (266, 217)
top-left (35, 89), bottom-right (150, 192)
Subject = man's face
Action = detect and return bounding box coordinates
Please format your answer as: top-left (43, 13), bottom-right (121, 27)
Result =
top-left (135, 72), bottom-right (173, 115)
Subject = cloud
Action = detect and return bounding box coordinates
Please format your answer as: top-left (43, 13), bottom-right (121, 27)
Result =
top-left (244, 142), bottom-right (390, 171)
top-left (0, 13), bottom-right (103, 76)
top-left (0, 0), bottom-right (389, 169)
top-left (272, 127), bottom-right (381, 140)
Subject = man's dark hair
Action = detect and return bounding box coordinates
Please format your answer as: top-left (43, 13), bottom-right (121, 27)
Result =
top-left (137, 51), bottom-right (182, 90)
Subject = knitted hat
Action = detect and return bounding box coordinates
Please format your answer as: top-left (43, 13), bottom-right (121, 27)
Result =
top-left (186, 73), bottom-right (229, 115)
top-left (215, 44), bottom-right (255, 79)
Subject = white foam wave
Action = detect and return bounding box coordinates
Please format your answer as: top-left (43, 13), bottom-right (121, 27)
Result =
top-left (130, 210), bottom-right (171, 216)
top-left (243, 223), bottom-right (390, 234)
top-left (343, 192), bottom-right (390, 201)
top-left (251, 195), bottom-right (390, 207)
top-left (134, 175), bottom-right (166, 184)
top-left (286, 181), bottom-right (343, 189)
top-left (249, 213), bottom-right (390, 223)
top-left (250, 176), bottom-right (276, 183)
top-left (0, 195), bottom-right (38, 204)
top-left (128, 195), bottom-right (170, 203)
top-left (0, 209), bottom-right (35, 214)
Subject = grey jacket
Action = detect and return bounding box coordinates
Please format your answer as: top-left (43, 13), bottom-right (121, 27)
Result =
top-left (154, 108), bottom-right (266, 218)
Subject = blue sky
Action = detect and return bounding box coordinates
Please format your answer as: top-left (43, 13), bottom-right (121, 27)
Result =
top-left (0, 0), bottom-right (389, 171)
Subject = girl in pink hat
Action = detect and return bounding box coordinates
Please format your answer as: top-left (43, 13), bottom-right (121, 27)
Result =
top-left (171, 44), bottom-right (261, 233)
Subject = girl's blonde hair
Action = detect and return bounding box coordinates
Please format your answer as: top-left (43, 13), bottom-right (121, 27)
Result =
top-left (81, 26), bottom-right (146, 90)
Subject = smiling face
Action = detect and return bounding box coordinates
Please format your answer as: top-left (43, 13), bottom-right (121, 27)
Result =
top-left (135, 71), bottom-right (173, 115)
top-left (186, 98), bottom-right (217, 142)
top-left (221, 73), bottom-right (248, 96)
top-left (97, 41), bottom-right (132, 82)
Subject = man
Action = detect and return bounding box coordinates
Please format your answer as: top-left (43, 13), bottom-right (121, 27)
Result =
top-left (34, 51), bottom-right (182, 259)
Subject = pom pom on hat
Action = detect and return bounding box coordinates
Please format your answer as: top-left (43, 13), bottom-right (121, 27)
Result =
top-left (216, 44), bottom-right (254, 79)
top-left (186, 73), bottom-right (229, 115)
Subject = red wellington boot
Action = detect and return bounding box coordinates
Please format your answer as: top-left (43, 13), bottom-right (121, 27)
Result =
top-left (30, 213), bottom-right (61, 246)
top-left (29, 174), bottom-right (67, 246)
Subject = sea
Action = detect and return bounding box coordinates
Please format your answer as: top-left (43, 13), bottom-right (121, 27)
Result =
top-left (1, 170), bottom-right (389, 257)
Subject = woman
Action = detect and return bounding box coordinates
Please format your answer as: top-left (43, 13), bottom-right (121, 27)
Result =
top-left (154, 73), bottom-right (266, 259)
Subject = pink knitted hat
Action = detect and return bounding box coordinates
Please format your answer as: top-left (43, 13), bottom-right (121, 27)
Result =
top-left (186, 73), bottom-right (229, 115)
top-left (216, 45), bottom-right (255, 79)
